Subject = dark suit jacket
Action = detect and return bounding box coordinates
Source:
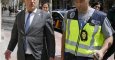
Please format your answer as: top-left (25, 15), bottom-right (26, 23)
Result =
top-left (7, 9), bottom-right (55, 60)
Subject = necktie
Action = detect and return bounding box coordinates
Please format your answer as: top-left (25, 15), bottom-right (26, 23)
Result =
top-left (24, 12), bottom-right (31, 52)
top-left (79, 20), bottom-right (85, 29)
top-left (25, 13), bottom-right (31, 33)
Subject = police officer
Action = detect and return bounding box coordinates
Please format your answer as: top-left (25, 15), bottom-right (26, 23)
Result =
top-left (61, 0), bottom-right (114, 60)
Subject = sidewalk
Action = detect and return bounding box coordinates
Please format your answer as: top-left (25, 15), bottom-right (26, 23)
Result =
top-left (0, 29), bottom-right (17, 60)
top-left (0, 10), bottom-right (17, 60)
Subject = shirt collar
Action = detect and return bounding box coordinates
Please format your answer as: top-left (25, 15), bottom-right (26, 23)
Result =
top-left (79, 6), bottom-right (95, 16)
top-left (25, 8), bottom-right (37, 13)
top-left (78, 6), bottom-right (95, 21)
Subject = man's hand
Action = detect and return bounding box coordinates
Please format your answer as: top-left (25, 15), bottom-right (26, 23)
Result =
top-left (61, 56), bottom-right (64, 60)
top-left (61, 55), bottom-right (64, 60)
top-left (61, 51), bottom-right (64, 60)
top-left (49, 57), bottom-right (55, 60)
top-left (4, 50), bottom-right (12, 60)
top-left (93, 50), bottom-right (104, 60)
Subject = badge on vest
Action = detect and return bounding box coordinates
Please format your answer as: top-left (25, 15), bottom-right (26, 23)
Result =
top-left (80, 30), bottom-right (88, 41)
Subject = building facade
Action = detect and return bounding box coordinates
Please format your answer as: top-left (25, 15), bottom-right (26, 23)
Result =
top-left (2, 0), bottom-right (115, 12)
top-left (52, 0), bottom-right (73, 10)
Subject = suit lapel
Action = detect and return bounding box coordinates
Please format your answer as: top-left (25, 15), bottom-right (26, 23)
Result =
top-left (26, 9), bottom-right (41, 34)
top-left (20, 10), bottom-right (25, 34)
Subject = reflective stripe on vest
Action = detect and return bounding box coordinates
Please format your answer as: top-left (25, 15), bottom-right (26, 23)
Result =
top-left (65, 19), bottom-right (104, 57)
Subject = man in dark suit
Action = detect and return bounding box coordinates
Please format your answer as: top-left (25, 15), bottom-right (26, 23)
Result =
top-left (4, 0), bottom-right (55, 60)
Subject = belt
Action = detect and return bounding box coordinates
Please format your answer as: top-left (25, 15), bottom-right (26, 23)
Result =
top-left (25, 54), bottom-right (33, 56)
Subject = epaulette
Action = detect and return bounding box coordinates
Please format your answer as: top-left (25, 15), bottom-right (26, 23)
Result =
top-left (67, 8), bottom-right (78, 20)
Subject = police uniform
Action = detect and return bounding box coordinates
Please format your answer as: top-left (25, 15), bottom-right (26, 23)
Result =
top-left (63, 7), bottom-right (114, 60)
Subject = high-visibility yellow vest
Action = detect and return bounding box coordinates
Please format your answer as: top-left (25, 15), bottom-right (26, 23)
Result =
top-left (65, 10), bottom-right (106, 57)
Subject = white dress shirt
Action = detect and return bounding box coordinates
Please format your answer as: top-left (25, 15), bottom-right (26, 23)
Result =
top-left (25, 8), bottom-right (37, 54)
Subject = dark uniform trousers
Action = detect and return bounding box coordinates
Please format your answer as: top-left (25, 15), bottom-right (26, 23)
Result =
top-left (64, 52), bottom-right (93, 60)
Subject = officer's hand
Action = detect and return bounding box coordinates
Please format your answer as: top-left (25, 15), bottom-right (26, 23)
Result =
top-left (93, 50), bottom-right (104, 60)
top-left (4, 50), bottom-right (12, 60)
